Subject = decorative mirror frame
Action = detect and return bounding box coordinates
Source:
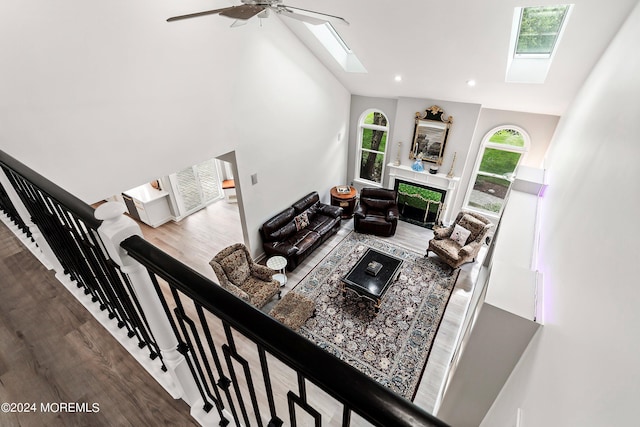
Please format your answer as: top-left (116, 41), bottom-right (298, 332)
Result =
top-left (410, 105), bottom-right (453, 164)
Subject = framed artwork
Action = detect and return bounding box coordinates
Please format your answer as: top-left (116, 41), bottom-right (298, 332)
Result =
top-left (410, 105), bottom-right (453, 164)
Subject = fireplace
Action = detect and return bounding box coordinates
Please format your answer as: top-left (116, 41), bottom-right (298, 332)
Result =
top-left (387, 163), bottom-right (460, 225)
top-left (394, 180), bottom-right (447, 229)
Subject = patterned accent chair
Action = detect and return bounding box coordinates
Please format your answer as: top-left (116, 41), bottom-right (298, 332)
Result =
top-left (209, 243), bottom-right (281, 309)
top-left (426, 211), bottom-right (493, 269)
top-left (353, 188), bottom-right (399, 237)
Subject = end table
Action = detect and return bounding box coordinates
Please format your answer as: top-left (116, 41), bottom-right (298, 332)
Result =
top-left (330, 185), bottom-right (357, 218)
top-left (266, 255), bottom-right (288, 287)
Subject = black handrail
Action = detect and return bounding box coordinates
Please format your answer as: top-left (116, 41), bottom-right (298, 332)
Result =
top-left (0, 149), bottom-right (449, 426)
top-left (0, 150), bottom-right (99, 228)
top-left (0, 149), bottom-right (164, 367)
top-left (121, 234), bottom-right (449, 427)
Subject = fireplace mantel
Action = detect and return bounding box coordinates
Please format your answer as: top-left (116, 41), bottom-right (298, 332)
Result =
top-left (387, 163), bottom-right (461, 225)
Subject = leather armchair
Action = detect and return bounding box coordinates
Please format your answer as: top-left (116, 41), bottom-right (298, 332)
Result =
top-left (353, 188), bottom-right (399, 237)
top-left (209, 243), bottom-right (281, 308)
top-left (426, 211), bottom-right (493, 269)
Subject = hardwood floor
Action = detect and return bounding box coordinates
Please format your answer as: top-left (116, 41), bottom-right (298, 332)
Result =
top-left (0, 218), bottom-right (198, 427)
top-left (133, 198), bottom-right (485, 416)
top-left (0, 197), bottom-right (484, 425)
top-left (134, 198), bottom-right (244, 282)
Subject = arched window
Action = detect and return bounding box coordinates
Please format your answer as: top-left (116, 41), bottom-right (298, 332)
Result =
top-left (355, 110), bottom-right (389, 185)
top-left (463, 126), bottom-right (529, 217)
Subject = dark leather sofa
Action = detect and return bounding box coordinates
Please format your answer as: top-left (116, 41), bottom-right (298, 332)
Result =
top-left (260, 191), bottom-right (342, 271)
top-left (353, 187), bottom-right (399, 237)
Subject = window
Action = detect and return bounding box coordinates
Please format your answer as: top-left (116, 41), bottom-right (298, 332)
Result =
top-left (304, 22), bottom-right (367, 73)
top-left (505, 4), bottom-right (572, 83)
top-left (515, 5), bottom-right (571, 57)
top-left (171, 158), bottom-right (222, 217)
top-left (463, 127), bottom-right (529, 217)
top-left (356, 110), bottom-right (389, 185)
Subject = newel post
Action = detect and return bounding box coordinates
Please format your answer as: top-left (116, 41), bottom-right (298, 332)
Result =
top-left (94, 202), bottom-right (201, 406)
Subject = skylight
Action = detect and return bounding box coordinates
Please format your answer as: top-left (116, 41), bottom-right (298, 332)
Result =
top-left (515, 5), bottom-right (571, 58)
top-left (304, 22), bottom-right (367, 73)
top-left (505, 4), bottom-right (573, 84)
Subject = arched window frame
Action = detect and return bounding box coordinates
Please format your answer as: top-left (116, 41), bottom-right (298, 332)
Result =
top-left (355, 109), bottom-right (390, 186)
top-left (462, 125), bottom-right (530, 218)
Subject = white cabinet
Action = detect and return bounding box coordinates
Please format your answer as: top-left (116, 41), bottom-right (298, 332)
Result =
top-left (122, 184), bottom-right (172, 228)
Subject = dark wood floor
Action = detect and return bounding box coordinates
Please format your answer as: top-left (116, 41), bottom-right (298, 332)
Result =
top-left (0, 196), bottom-right (479, 423)
top-left (0, 220), bottom-right (198, 427)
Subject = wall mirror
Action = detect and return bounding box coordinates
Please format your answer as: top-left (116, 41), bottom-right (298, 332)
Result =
top-left (410, 105), bottom-right (453, 164)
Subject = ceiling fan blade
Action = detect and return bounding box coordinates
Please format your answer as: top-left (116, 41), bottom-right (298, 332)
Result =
top-left (219, 5), bottom-right (266, 20)
top-left (277, 9), bottom-right (328, 25)
top-left (280, 5), bottom-right (350, 25)
top-left (167, 7), bottom-right (234, 22)
top-left (230, 19), bottom-right (248, 28)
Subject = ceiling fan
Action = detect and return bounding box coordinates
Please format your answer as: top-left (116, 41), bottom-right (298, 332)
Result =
top-left (167, 0), bottom-right (349, 26)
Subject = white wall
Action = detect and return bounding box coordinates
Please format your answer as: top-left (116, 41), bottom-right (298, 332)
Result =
top-left (347, 97), bottom-right (559, 220)
top-left (0, 1), bottom-right (350, 256)
top-left (391, 97), bottom-right (482, 189)
top-left (481, 2), bottom-right (640, 426)
top-left (347, 96), bottom-right (483, 206)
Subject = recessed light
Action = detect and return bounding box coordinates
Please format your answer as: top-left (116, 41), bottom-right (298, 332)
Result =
top-left (394, 75), bottom-right (402, 82)
top-left (466, 79), bottom-right (476, 87)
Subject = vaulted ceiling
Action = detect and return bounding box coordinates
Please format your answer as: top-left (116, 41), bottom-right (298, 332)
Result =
top-left (278, 0), bottom-right (638, 116)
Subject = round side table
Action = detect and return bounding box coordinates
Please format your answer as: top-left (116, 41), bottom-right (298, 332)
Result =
top-left (330, 185), bottom-right (357, 218)
top-left (266, 255), bottom-right (288, 287)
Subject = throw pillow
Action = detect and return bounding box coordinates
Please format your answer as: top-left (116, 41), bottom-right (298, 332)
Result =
top-left (294, 211), bottom-right (310, 231)
top-left (220, 249), bottom-right (250, 286)
top-left (458, 214), bottom-right (485, 242)
top-left (450, 224), bottom-right (471, 246)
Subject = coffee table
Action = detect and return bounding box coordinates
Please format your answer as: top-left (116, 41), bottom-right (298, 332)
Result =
top-left (341, 248), bottom-right (403, 313)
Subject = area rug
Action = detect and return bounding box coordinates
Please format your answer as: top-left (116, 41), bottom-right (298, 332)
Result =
top-left (294, 232), bottom-right (458, 400)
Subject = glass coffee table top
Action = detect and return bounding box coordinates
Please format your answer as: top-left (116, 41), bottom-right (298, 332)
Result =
top-left (341, 248), bottom-right (403, 312)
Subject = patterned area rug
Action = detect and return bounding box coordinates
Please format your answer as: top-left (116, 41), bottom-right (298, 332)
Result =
top-left (295, 232), bottom-right (457, 400)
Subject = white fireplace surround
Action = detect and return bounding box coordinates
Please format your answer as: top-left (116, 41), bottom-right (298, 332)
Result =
top-left (387, 163), bottom-right (460, 225)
